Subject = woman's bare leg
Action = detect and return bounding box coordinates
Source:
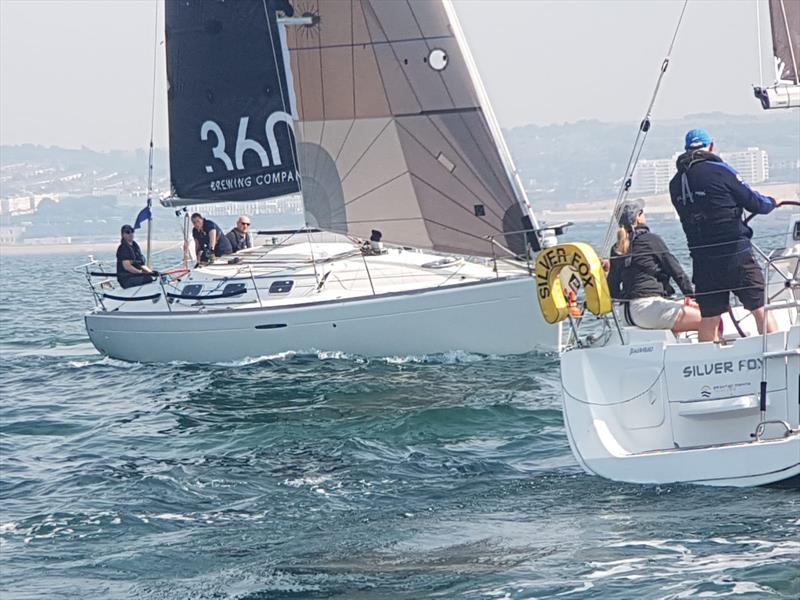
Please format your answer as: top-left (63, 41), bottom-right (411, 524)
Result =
top-left (672, 306), bottom-right (702, 334)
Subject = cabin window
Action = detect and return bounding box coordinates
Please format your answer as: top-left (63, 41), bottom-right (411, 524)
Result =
top-left (182, 284), bottom-right (203, 297)
top-left (269, 280), bottom-right (294, 294)
top-left (223, 283), bottom-right (247, 296)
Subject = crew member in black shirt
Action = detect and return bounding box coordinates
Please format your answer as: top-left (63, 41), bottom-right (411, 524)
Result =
top-left (607, 199), bottom-right (701, 333)
top-left (116, 225), bottom-right (156, 288)
top-left (191, 213), bottom-right (232, 263)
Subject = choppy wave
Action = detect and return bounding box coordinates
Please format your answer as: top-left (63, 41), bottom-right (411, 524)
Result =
top-left (2, 230), bottom-right (799, 599)
top-left (207, 348), bottom-right (509, 367)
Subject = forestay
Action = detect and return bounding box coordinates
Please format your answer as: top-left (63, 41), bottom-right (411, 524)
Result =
top-left (164, 0), bottom-right (301, 204)
top-left (280, 0), bottom-right (535, 257)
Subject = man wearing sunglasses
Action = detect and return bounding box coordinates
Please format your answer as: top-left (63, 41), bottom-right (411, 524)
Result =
top-left (116, 225), bottom-right (157, 288)
top-left (226, 215), bottom-right (253, 253)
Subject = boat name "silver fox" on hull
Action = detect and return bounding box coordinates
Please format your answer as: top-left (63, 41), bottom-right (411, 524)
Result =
top-left (682, 358), bottom-right (763, 378)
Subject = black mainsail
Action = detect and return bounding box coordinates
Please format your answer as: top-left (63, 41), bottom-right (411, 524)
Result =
top-left (755, 0), bottom-right (800, 109)
top-left (164, 0), bottom-right (300, 204)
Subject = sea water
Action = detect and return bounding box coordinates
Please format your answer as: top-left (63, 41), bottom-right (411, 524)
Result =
top-left (1, 217), bottom-right (798, 599)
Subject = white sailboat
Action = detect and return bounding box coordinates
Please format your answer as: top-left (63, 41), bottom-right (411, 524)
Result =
top-left (540, 2), bottom-right (800, 488)
top-left (80, 0), bottom-right (564, 363)
top-left (547, 214), bottom-right (799, 487)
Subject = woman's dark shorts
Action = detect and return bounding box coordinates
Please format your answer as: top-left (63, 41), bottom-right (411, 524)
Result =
top-left (692, 253), bottom-right (765, 318)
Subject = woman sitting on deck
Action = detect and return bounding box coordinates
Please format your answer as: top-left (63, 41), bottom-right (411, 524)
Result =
top-left (607, 199), bottom-right (701, 333)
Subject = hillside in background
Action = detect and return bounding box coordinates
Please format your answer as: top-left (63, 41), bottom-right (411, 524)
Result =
top-left (1, 112), bottom-right (798, 242)
top-left (505, 111), bottom-right (799, 207)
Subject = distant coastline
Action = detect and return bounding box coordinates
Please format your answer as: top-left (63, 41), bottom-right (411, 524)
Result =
top-left (0, 239), bottom-right (181, 257)
top-left (540, 182), bottom-right (799, 223)
top-left (1, 183), bottom-right (796, 254)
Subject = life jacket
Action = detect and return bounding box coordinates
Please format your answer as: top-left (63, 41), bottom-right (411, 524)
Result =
top-left (669, 150), bottom-right (750, 259)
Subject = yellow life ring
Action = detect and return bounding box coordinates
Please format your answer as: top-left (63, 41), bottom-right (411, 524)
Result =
top-left (535, 243), bottom-right (612, 324)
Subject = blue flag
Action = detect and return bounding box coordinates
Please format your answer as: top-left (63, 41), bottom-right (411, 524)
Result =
top-left (134, 203), bottom-right (152, 230)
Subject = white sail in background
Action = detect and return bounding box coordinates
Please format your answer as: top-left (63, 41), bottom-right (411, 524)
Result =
top-left (281, 0), bottom-right (536, 257)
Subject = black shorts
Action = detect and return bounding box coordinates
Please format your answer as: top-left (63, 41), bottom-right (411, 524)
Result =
top-left (692, 253), bottom-right (765, 317)
top-left (118, 273), bottom-right (156, 289)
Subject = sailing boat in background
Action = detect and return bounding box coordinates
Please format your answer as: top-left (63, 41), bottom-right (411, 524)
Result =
top-left (80, 0), bottom-right (565, 363)
top-left (754, 0), bottom-right (799, 109)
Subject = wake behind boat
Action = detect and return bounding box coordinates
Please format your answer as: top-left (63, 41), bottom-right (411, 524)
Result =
top-left (80, 0), bottom-right (563, 363)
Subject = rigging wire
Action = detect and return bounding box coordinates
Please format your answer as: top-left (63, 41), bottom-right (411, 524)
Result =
top-left (260, 0), bottom-right (320, 285)
top-left (144, 0), bottom-right (160, 264)
top-left (600, 0), bottom-right (690, 255)
top-left (146, 2), bottom-right (188, 265)
top-left (756, 0), bottom-right (764, 88)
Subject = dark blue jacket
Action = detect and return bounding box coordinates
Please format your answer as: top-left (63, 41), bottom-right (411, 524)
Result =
top-left (668, 150), bottom-right (775, 260)
top-left (192, 219), bottom-right (232, 257)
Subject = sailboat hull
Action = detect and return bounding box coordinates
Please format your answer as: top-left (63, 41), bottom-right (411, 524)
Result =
top-left (560, 324), bottom-right (800, 488)
top-left (85, 276), bottom-right (557, 363)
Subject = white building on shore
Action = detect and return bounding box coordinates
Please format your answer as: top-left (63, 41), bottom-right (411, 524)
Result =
top-left (630, 147), bottom-right (769, 195)
top-left (722, 147), bottom-right (769, 183)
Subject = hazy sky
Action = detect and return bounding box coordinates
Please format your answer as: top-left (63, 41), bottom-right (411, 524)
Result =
top-left (0, 0), bottom-right (782, 151)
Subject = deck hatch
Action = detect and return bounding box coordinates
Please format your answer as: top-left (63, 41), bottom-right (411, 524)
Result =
top-left (269, 280), bottom-right (294, 294)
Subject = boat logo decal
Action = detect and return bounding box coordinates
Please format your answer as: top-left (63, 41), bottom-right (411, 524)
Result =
top-left (629, 345), bottom-right (655, 355)
top-left (201, 113), bottom-right (300, 193)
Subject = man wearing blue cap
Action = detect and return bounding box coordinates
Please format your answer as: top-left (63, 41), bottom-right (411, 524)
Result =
top-left (668, 128), bottom-right (777, 341)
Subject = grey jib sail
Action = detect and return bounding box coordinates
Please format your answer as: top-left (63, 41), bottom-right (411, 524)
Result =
top-left (769, 0), bottom-right (799, 83)
top-left (282, 0), bottom-right (534, 257)
top-left (164, 0), bottom-right (300, 204)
